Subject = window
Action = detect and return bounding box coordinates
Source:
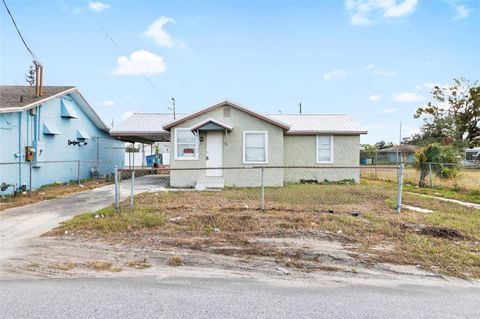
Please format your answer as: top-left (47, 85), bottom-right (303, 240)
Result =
top-left (316, 135), bottom-right (333, 163)
top-left (175, 128), bottom-right (199, 160)
top-left (243, 131), bottom-right (268, 164)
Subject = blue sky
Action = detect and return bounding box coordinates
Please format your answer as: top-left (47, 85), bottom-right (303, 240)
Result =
top-left (1, 0), bottom-right (479, 143)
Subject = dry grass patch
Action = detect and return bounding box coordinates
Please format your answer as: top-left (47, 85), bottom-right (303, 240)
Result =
top-left (49, 262), bottom-right (77, 271)
top-left (168, 256), bottom-right (183, 267)
top-left (53, 182), bottom-right (480, 278)
top-left (126, 259), bottom-right (151, 269)
top-left (86, 260), bottom-right (114, 271)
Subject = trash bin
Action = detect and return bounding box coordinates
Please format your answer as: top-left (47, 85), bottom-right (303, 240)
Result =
top-left (146, 155), bottom-right (155, 167)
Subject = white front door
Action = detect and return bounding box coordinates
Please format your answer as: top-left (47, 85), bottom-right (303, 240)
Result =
top-left (206, 132), bottom-right (223, 177)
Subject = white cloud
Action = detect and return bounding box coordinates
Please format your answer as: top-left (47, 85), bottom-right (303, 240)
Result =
top-left (88, 1), bottom-right (111, 12)
top-left (114, 50), bottom-right (166, 76)
top-left (345, 0), bottom-right (418, 25)
top-left (369, 94), bottom-right (381, 101)
top-left (377, 107), bottom-right (399, 114)
top-left (453, 4), bottom-right (469, 20)
top-left (392, 91), bottom-right (424, 102)
top-left (101, 100), bottom-right (115, 107)
top-left (323, 70), bottom-right (347, 80)
top-left (144, 16), bottom-right (176, 48)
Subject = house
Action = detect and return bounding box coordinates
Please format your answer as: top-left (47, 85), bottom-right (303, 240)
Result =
top-left (0, 85), bottom-right (124, 195)
top-left (160, 100), bottom-right (367, 188)
top-left (377, 144), bottom-right (420, 163)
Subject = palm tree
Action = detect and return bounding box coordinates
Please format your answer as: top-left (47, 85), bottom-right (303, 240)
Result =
top-left (415, 144), bottom-right (460, 187)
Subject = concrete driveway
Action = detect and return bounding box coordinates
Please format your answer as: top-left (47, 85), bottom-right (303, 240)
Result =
top-left (0, 175), bottom-right (167, 267)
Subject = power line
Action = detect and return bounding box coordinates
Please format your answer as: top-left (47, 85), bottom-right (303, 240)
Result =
top-left (2, 0), bottom-right (38, 62)
top-left (86, 9), bottom-right (170, 103)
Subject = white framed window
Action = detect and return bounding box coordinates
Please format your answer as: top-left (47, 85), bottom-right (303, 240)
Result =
top-left (174, 128), bottom-right (199, 160)
top-left (243, 131), bottom-right (268, 164)
top-left (316, 135), bottom-right (334, 163)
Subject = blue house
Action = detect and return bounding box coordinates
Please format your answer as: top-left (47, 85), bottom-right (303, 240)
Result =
top-left (0, 85), bottom-right (124, 195)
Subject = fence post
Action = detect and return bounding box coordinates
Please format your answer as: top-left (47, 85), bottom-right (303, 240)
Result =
top-left (28, 161), bottom-right (32, 196)
top-left (130, 170), bottom-right (135, 209)
top-left (260, 167), bottom-right (265, 211)
top-left (77, 160), bottom-right (81, 185)
top-left (428, 163), bottom-right (433, 188)
top-left (396, 163), bottom-right (404, 214)
top-left (114, 165), bottom-right (120, 212)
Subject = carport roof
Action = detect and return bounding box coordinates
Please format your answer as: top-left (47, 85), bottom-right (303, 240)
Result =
top-left (110, 113), bottom-right (186, 143)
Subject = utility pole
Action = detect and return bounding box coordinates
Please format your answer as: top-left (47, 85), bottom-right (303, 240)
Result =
top-left (170, 98), bottom-right (176, 119)
top-left (397, 122), bottom-right (402, 164)
top-left (299, 102), bottom-right (302, 114)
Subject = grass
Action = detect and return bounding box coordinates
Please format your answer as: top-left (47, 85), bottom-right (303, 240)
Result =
top-left (0, 179), bottom-right (109, 212)
top-left (49, 262), bottom-right (77, 271)
top-left (51, 181), bottom-right (480, 279)
top-left (168, 256), bottom-right (184, 266)
top-left (362, 167), bottom-right (480, 204)
top-left (361, 166), bottom-right (480, 193)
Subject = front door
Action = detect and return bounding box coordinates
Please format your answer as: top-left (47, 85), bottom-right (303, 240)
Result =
top-left (206, 132), bottom-right (223, 177)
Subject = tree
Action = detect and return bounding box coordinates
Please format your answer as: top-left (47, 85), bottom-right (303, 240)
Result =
top-left (414, 143), bottom-right (460, 187)
top-left (374, 140), bottom-right (394, 149)
top-left (414, 78), bottom-right (480, 147)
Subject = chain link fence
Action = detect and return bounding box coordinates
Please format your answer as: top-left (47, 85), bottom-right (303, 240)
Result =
top-left (114, 165), bottom-right (404, 214)
top-left (0, 160), bottom-right (112, 196)
top-left (361, 162), bottom-right (480, 191)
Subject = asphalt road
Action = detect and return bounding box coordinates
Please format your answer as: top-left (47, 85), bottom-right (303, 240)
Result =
top-left (1, 277), bottom-right (479, 319)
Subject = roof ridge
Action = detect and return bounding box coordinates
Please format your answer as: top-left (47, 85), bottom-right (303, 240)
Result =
top-left (268, 113), bottom-right (349, 116)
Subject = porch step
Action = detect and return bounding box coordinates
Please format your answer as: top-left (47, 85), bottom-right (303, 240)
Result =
top-left (195, 183), bottom-right (225, 190)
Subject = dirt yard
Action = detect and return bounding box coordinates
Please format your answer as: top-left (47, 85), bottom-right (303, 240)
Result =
top-left (21, 181), bottom-right (477, 280)
top-left (0, 179), bottom-right (109, 212)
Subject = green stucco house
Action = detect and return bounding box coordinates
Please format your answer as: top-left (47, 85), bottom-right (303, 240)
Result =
top-left (162, 100), bottom-right (367, 188)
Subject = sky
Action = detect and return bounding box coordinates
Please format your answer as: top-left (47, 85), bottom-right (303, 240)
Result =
top-left (1, 0), bottom-right (479, 144)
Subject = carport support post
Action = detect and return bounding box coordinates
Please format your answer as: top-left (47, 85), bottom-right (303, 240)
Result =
top-left (260, 167), bottom-right (265, 211)
top-left (130, 170), bottom-right (135, 209)
top-left (114, 165), bottom-right (119, 212)
top-left (396, 163), bottom-right (404, 214)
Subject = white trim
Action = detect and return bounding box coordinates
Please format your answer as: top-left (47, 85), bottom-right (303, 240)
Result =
top-left (243, 131), bottom-right (268, 164)
top-left (174, 128), bottom-right (199, 161)
top-left (316, 135), bottom-right (334, 164)
top-left (189, 117), bottom-right (233, 131)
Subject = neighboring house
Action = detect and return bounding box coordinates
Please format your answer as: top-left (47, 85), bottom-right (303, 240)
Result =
top-left (378, 144), bottom-right (420, 163)
top-left (161, 100), bottom-right (367, 188)
top-left (0, 85), bottom-right (124, 195)
top-left (464, 147), bottom-right (480, 164)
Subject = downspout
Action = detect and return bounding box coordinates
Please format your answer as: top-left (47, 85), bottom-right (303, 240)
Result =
top-left (18, 112), bottom-right (22, 188)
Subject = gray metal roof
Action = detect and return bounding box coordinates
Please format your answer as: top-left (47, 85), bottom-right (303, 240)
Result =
top-left (110, 113), bottom-right (186, 135)
top-left (0, 85), bottom-right (75, 111)
top-left (268, 114), bottom-right (367, 135)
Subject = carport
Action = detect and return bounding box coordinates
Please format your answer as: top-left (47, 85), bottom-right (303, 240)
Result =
top-left (110, 113), bottom-right (184, 168)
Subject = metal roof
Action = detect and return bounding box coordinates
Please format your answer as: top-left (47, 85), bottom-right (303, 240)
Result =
top-left (110, 113), bottom-right (186, 134)
top-left (267, 114), bottom-right (367, 135)
top-left (379, 144), bottom-right (420, 153)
